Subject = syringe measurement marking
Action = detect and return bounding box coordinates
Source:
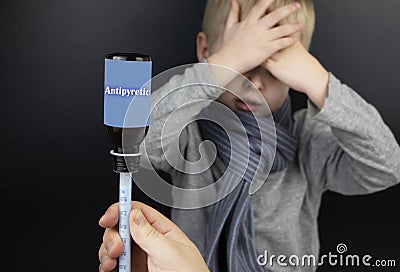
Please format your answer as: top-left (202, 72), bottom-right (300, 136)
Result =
top-left (119, 184), bottom-right (131, 272)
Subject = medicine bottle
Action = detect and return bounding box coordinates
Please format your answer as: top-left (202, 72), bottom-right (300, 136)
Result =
top-left (104, 53), bottom-right (152, 173)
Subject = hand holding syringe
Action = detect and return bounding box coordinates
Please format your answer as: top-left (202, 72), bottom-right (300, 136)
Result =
top-left (98, 201), bottom-right (210, 272)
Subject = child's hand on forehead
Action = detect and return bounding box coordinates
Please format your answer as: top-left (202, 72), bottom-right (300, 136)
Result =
top-left (263, 41), bottom-right (329, 109)
top-left (208, 0), bottom-right (303, 75)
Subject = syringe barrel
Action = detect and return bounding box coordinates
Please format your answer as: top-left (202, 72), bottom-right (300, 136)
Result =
top-left (118, 173), bottom-right (132, 272)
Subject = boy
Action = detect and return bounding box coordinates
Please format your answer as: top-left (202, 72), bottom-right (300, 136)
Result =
top-left (100, 0), bottom-right (400, 271)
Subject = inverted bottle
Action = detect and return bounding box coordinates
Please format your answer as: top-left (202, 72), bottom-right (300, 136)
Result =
top-left (104, 52), bottom-right (152, 173)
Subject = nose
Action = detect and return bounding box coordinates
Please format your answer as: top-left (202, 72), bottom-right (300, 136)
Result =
top-left (243, 68), bottom-right (264, 92)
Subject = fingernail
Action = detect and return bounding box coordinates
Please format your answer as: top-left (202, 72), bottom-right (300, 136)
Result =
top-left (295, 2), bottom-right (301, 8)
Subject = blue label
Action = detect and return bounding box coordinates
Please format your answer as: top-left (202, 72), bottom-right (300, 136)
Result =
top-left (104, 59), bottom-right (152, 128)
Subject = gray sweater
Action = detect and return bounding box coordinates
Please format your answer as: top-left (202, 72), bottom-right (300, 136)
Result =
top-left (141, 63), bottom-right (400, 271)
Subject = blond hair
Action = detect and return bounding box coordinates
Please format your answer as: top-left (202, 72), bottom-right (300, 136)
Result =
top-left (202, 0), bottom-right (315, 50)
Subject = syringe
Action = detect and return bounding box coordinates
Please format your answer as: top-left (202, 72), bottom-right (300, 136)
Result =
top-left (109, 150), bottom-right (141, 272)
top-left (118, 172), bottom-right (132, 272)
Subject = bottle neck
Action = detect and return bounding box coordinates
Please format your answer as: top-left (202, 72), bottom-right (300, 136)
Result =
top-left (111, 145), bottom-right (141, 173)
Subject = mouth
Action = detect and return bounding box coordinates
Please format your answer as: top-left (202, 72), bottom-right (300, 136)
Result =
top-left (235, 99), bottom-right (261, 112)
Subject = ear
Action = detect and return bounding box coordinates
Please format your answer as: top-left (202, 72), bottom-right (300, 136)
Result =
top-left (196, 32), bottom-right (209, 61)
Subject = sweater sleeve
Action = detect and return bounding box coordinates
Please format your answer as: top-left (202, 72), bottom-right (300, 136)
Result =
top-left (140, 63), bottom-right (224, 172)
top-left (304, 73), bottom-right (400, 195)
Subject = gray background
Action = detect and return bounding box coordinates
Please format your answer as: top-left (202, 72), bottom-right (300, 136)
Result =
top-left (0, 0), bottom-right (399, 271)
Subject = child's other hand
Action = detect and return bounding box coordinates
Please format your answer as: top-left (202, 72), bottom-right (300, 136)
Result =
top-left (263, 41), bottom-right (329, 109)
top-left (209, 0), bottom-right (303, 74)
top-left (98, 202), bottom-right (209, 272)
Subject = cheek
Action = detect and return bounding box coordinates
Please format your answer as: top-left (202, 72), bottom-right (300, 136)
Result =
top-left (217, 92), bottom-right (237, 109)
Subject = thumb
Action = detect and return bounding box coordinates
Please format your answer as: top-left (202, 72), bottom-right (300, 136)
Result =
top-left (129, 208), bottom-right (174, 256)
top-left (225, 0), bottom-right (240, 30)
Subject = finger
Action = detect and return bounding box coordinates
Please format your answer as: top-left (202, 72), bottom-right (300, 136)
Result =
top-left (266, 5), bottom-right (282, 27)
top-left (260, 2), bottom-right (301, 29)
top-left (266, 5), bottom-right (288, 26)
top-left (131, 202), bottom-right (177, 235)
top-left (225, 0), bottom-right (240, 31)
top-left (267, 6), bottom-right (291, 28)
top-left (278, 17), bottom-right (289, 26)
top-left (99, 243), bottom-right (118, 272)
top-left (267, 23), bottom-right (303, 41)
top-left (99, 257), bottom-right (117, 272)
top-left (130, 208), bottom-right (178, 257)
top-left (131, 202), bottom-right (192, 246)
top-left (99, 203), bottom-right (119, 228)
top-left (99, 201), bottom-right (168, 229)
top-left (247, 0), bottom-right (275, 22)
top-left (103, 227), bottom-right (124, 259)
top-left (99, 242), bottom-right (107, 263)
top-left (277, 18), bottom-right (302, 42)
top-left (268, 36), bottom-right (297, 55)
top-left (99, 201), bottom-right (148, 228)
